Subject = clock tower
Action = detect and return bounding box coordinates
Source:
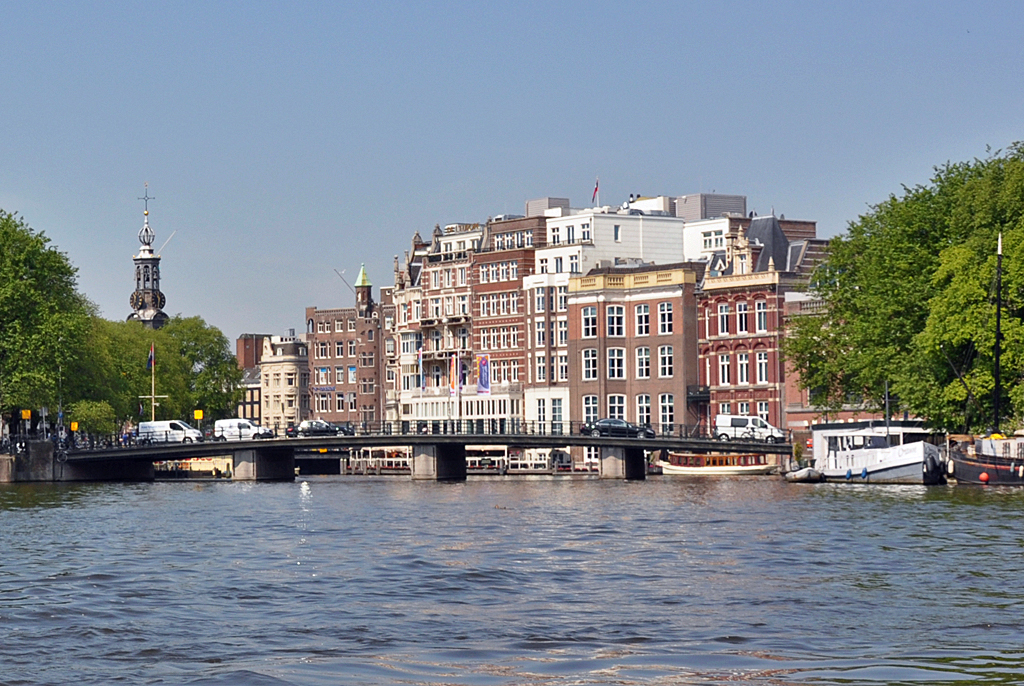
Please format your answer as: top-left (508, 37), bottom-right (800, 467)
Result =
top-left (126, 185), bottom-right (169, 329)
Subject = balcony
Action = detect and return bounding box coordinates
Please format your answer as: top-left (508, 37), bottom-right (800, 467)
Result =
top-left (687, 385), bottom-right (710, 403)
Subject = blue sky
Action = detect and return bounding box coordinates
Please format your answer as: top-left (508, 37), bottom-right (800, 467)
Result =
top-left (2, 1), bottom-right (1021, 342)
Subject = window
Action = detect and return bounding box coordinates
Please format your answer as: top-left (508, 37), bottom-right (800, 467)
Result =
top-left (458, 267), bottom-right (466, 285)
top-left (536, 355), bottom-right (546, 382)
top-left (349, 392), bottom-right (357, 410)
top-left (658, 345), bottom-right (673, 378)
top-left (659, 302), bottom-right (673, 334)
top-left (718, 354), bottom-right (730, 386)
top-left (535, 321), bottom-right (546, 347)
top-left (337, 393), bottom-right (346, 412)
top-left (318, 341), bottom-right (328, 358)
top-left (557, 286), bottom-right (568, 311)
top-left (737, 302), bottom-right (749, 333)
top-left (317, 394), bottom-right (329, 412)
top-left (348, 340), bottom-right (356, 356)
top-left (479, 265), bottom-right (489, 284)
top-left (582, 306), bottom-right (597, 338)
top-left (608, 394), bottom-right (625, 419)
top-left (537, 398), bottom-right (546, 425)
top-left (756, 301), bottom-right (768, 332)
top-left (569, 254), bottom-right (579, 273)
top-left (360, 378), bottom-right (375, 394)
top-left (660, 394), bottom-right (675, 428)
top-left (510, 261), bottom-right (518, 280)
top-left (757, 401), bottom-right (769, 422)
top-left (636, 347), bottom-right (650, 379)
top-left (554, 256), bottom-right (563, 273)
top-left (535, 288), bottom-right (545, 313)
top-left (635, 304), bottom-right (649, 336)
top-left (718, 304), bottom-right (729, 335)
top-left (551, 398), bottom-right (563, 435)
top-left (582, 349), bottom-right (598, 380)
top-left (614, 225), bottom-right (621, 242)
top-left (581, 223), bottom-right (591, 241)
top-left (637, 394), bottom-right (651, 427)
top-left (738, 352), bottom-right (749, 385)
top-left (558, 320), bottom-right (568, 346)
top-left (550, 226), bottom-right (560, 245)
top-left (738, 401), bottom-right (750, 416)
top-left (566, 225), bottom-right (575, 243)
top-left (607, 306), bottom-right (624, 336)
top-left (584, 395), bottom-right (599, 423)
top-left (757, 351), bottom-right (769, 384)
top-left (607, 348), bottom-right (625, 379)
top-left (558, 354), bottom-right (568, 381)
top-left (333, 368), bottom-right (342, 385)
top-left (539, 258), bottom-right (548, 274)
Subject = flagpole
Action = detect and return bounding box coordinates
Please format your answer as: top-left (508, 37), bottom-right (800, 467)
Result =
top-left (151, 343), bottom-right (156, 421)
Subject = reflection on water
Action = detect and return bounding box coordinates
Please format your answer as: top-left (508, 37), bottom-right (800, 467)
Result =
top-left (2, 477), bottom-right (1024, 685)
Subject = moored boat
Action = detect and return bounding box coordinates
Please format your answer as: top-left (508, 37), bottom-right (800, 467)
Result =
top-left (654, 452), bottom-right (777, 476)
top-left (948, 434), bottom-right (1024, 485)
top-left (784, 467), bottom-right (823, 483)
top-left (811, 420), bottom-right (945, 484)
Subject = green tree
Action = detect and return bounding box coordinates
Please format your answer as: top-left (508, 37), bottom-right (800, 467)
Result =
top-left (0, 211), bottom-right (91, 424)
top-left (162, 316), bottom-right (242, 419)
top-left (785, 144), bottom-right (1024, 432)
top-left (68, 399), bottom-right (118, 435)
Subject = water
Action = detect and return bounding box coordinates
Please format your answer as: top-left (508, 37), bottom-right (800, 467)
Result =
top-left (1, 476), bottom-right (1023, 685)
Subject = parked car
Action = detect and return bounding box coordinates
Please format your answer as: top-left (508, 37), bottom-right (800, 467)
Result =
top-left (294, 419), bottom-right (339, 437)
top-left (331, 422), bottom-right (356, 436)
top-left (285, 425), bottom-right (299, 438)
top-left (580, 418), bottom-right (655, 438)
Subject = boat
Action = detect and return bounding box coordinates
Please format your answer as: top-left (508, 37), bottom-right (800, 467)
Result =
top-left (948, 434), bottom-right (1024, 485)
top-left (653, 452), bottom-right (777, 476)
top-left (811, 420), bottom-right (945, 484)
top-left (784, 467), bottom-right (823, 483)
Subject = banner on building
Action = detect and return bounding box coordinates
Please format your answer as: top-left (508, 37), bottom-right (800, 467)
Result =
top-left (449, 354), bottom-right (459, 397)
top-left (477, 354), bottom-right (490, 396)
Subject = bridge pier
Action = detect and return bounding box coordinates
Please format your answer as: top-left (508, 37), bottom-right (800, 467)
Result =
top-left (232, 446), bottom-right (296, 481)
top-left (0, 441), bottom-right (154, 482)
top-left (599, 446), bottom-right (647, 480)
top-left (411, 443), bottom-right (466, 481)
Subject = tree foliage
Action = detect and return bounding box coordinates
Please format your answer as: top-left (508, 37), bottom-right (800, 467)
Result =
top-left (785, 144), bottom-right (1024, 432)
top-left (0, 211), bottom-right (92, 419)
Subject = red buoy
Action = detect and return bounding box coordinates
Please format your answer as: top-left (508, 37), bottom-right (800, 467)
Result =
top-left (980, 472), bottom-right (990, 483)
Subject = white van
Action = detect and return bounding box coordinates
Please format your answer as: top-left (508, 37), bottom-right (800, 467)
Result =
top-left (137, 420), bottom-right (204, 444)
top-left (213, 418), bottom-right (273, 441)
top-left (714, 414), bottom-right (785, 443)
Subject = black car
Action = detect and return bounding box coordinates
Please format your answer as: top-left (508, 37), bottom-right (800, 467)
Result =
top-left (580, 418), bottom-right (655, 438)
top-left (294, 419), bottom-right (339, 437)
top-left (331, 422), bottom-right (356, 436)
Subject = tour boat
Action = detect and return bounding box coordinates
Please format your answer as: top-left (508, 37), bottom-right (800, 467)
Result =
top-left (811, 420), bottom-right (945, 484)
top-left (653, 452), bottom-right (777, 476)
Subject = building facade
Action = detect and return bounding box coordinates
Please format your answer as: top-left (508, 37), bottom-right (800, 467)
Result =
top-left (304, 266), bottom-right (395, 428)
top-left (259, 334), bottom-right (310, 432)
top-left (697, 215), bottom-right (827, 435)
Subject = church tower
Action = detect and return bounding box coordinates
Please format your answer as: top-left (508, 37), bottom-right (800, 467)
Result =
top-left (355, 263), bottom-right (373, 316)
top-left (127, 185), bottom-right (169, 329)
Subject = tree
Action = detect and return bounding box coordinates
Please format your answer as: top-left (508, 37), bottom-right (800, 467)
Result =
top-left (162, 316), bottom-right (242, 419)
top-left (68, 399), bottom-right (117, 435)
top-left (0, 211), bottom-right (91, 426)
top-left (785, 144), bottom-right (1024, 432)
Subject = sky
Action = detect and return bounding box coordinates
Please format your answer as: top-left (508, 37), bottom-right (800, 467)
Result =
top-left (2, 1), bottom-right (1022, 344)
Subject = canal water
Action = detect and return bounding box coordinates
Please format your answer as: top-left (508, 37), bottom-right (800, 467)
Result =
top-left (1, 476), bottom-right (1022, 685)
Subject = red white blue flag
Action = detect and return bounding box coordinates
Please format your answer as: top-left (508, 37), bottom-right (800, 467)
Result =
top-left (147, 343), bottom-right (155, 370)
top-left (592, 177), bottom-right (599, 203)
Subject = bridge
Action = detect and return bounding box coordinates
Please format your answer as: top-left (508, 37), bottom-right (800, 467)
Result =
top-left (2, 431), bottom-right (792, 483)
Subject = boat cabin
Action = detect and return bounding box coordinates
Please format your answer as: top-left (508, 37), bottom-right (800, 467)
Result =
top-left (811, 420), bottom-right (943, 466)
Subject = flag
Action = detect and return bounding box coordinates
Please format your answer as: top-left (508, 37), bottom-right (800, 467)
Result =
top-left (418, 346), bottom-right (425, 389)
top-left (146, 343), bottom-right (154, 370)
top-left (449, 354), bottom-right (458, 397)
top-left (592, 177), bottom-right (599, 203)
top-left (477, 355), bottom-right (491, 396)
top-left (139, 402), bottom-right (144, 417)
